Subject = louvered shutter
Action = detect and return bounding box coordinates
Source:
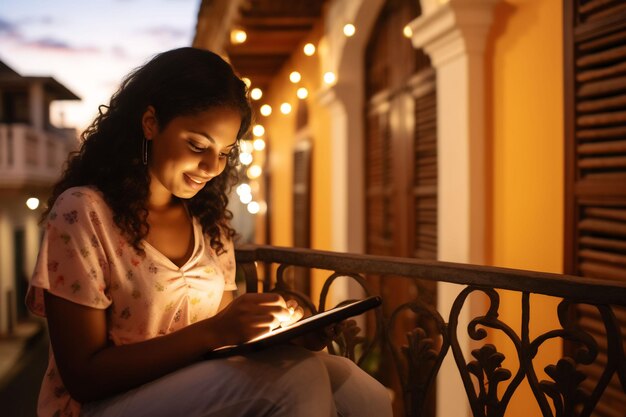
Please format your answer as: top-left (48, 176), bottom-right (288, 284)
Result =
top-left (365, 108), bottom-right (395, 256)
top-left (291, 140), bottom-right (311, 294)
top-left (412, 84), bottom-right (437, 260)
top-left (564, 1), bottom-right (626, 415)
top-left (364, 1), bottom-right (437, 416)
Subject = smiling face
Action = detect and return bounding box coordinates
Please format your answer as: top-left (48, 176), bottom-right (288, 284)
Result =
top-left (142, 106), bottom-right (241, 205)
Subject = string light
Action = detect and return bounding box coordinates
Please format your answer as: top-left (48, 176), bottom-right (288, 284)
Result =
top-left (303, 43), bottom-right (316, 56)
top-left (280, 103), bottom-right (292, 114)
top-left (236, 183), bottom-right (251, 196)
top-left (289, 71), bottom-right (301, 83)
top-left (240, 193), bottom-right (252, 204)
top-left (260, 104), bottom-right (272, 116)
top-left (403, 25), bottom-right (413, 38)
top-left (26, 197), bottom-right (39, 210)
top-left (250, 88), bottom-right (263, 100)
top-left (343, 24), bottom-right (356, 37)
top-left (296, 87), bottom-right (308, 99)
top-left (230, 29), bottom-right (247, 44)
top-left (253, 138), bottom-right (266, 151)
top-left (240, 140), bottom-right (253, 154)
top-left (247, 165), bottom-right (262, 179)
top-left (239, 152), bottom-right (253, 165)
top-left (247, 201), bottom-right (260, 214)
top-left (323, 72), bottom-right (336, 85)
top-left (242, 77), bottom-right (251, 88)
top-left (252, 124), bottom-right (265, 137)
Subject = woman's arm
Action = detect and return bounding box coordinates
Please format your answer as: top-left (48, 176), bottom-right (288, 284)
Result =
top-left (45, 290), bottom-right (287, 403)
top-left (218, 290), bottom-right (234, 312)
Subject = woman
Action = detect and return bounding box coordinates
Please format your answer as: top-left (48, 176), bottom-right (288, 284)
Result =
top-left (26, 47), bottom-right (392, 417)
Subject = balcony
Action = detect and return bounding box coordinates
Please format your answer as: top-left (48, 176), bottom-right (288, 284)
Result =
top-left (0, 123), bottom-right (77, 189)
top-left (235, 245), bottom-right (626, 417)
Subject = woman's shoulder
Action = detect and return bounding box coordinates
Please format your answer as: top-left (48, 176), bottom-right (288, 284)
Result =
top-left (51, 186), bottom-right (110, 217)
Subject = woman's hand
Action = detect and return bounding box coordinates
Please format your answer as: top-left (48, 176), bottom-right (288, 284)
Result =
top-left (210, 293), bottom-right (290, 346)
top-left (291, 319), bottom-right (358, 352)
top-left (275, 299), bottom-right (305, 329)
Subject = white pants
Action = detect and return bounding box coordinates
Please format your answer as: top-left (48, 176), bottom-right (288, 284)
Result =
top-left (81, 345), bottom-right (392, 417)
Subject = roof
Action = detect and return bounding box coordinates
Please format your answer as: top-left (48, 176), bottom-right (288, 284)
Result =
top-left (0, 58), bottom-right (80, 101)
top-left (194, 0), bottom-right (325, 92)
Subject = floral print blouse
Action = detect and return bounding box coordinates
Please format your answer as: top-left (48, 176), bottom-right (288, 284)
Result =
top-left (26, 186), bottom-right (237, 417)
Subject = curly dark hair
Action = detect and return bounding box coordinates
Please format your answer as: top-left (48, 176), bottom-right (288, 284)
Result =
top-left (43, 47), bottom-right (252, 255)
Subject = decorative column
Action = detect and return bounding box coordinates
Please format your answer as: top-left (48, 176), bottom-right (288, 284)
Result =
top-left (316, 0), bottom-right (385, 304)
top-left (409, 0), bottom-right (498, 416)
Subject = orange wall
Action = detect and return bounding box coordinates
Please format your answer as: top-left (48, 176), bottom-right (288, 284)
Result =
top-left (261, 26), bottom-right (333, 302)
top-left (263, 29), bottom-right (332, 251)
top-left (488, 0), bottom-right (563, 414)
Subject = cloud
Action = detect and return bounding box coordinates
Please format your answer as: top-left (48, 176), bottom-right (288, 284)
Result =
top-left (110, 45), bottom-right (130, 60)
top-left (0, 15), bottom-right (57, 37)
top-left (18, 15), bottom-right (57, 26)
top-left (0, 16), bottom-right (99, 54)
top-left (139, 25), bottom-right (188, 41)
top-left (0, 16), bottom-right (20, 38)
top-left (23, 37), bottom-right (100, 53)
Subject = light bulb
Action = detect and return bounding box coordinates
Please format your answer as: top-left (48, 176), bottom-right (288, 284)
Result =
top-left (403, 25), bottom-right (413, 38)
top-left (343, 24), bottom-right (356, 37)
top-left (303, 43), bottom-right (316, 56)
top-left (239, 152), bottom-right (253, 165)
top-left (239, 140), bottom-right (253, 154)
top-left (240, 193), bottom-right (252, 204)
top-left (323, 72), bottom-right (336, 85)
top-left (252, 124), bottom-right (265, 137)
top-left (250, 88), bottom-right (263, 100)
top-left (253, 138), bottom-right (266, 151)
top-left (236, 183), bottom-right (251, 196)
top-left (260, 104), bottom-right (272, 116)
top-left (247, 201), bottom-right (260, 214)
top-left (26, 197), bottom-right (40, 210)
top-left (297, 87), bottom-right (308, 99)
top-left (231, 29), bottom-right (247, 44)
top-left (247, 165), bottom-right (262, 179)
top-left (280, 103), bottom-right (292, 114)
top-left (289, 71), bottom-right (301, 83)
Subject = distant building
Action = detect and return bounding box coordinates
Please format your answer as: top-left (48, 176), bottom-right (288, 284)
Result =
top-left (0, 59), bottom-right (80, 335)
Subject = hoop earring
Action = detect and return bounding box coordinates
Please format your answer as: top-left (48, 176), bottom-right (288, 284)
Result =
top-left (142, 137), bottom-right (148, 165)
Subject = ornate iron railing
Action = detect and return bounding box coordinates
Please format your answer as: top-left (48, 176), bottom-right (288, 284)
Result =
top-left (235, 245), bottom-right (626, 417)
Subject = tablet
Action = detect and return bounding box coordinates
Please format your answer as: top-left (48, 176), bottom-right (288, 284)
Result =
top-left (206, 295), bottom-right (382, 358)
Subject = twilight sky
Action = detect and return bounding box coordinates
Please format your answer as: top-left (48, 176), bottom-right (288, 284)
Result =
top-left (0, 0), bottom-right (200, 130)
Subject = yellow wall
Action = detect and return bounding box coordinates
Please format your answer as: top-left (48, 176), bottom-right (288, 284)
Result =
top-left (258, 0), bottom-right (567, 410)
top-left (261, 26), bottom-right (333, 302)
top-left (488, 0), bottom-right (563, 414)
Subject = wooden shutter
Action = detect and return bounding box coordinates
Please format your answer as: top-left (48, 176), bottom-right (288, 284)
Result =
top-left (412, 80), bottom-right (437, 261)
top-left (293, 141), bottom-right (311, 249)
top-left (564, 1), bottom-right (626, 415)
top-left (365, 106), bottom-right (395, 256)
top-left (291, 139), bottom-right (312, 294)
top-left (364, 1), bottom-right (437, 416)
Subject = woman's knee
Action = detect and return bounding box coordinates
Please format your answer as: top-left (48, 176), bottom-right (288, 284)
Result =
top-left (318, 354), bottom-right (393, 417)
top-left (255, 346), bottom-right (336, 416)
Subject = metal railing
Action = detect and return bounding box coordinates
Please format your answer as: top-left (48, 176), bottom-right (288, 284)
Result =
top-left (235, 245), bottom-right (626, 417)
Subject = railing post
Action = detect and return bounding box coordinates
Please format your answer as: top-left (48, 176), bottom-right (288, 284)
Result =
top-left (12, 125), bottom-right (24, 175)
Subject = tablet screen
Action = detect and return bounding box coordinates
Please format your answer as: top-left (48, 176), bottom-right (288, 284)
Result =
top-left (208, 296), bottom-right (381, 357)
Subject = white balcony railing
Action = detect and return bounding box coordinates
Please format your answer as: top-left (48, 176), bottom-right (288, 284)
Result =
top-left (0, 123), bottom-right (78, 188)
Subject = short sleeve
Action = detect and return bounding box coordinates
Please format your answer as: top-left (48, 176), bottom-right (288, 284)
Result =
top-left (218, 237), bottom-right (237, 291)
top-left (26, 188), bottom-right (112, 316)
